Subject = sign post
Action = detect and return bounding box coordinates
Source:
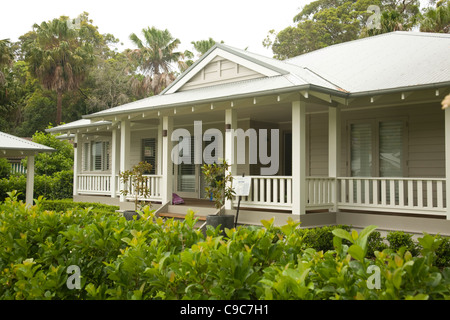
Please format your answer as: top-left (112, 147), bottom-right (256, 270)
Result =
top-left (233, 174), bottom-right (251, 228)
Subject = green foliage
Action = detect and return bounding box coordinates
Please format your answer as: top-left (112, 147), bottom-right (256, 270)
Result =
top-left (387, 230), bottom-right (421, 256)
top-left (1, 194), bottom-right (449, 300)
top-left (201, 159), bottom-right (235, 213)
top-left (0, 158), bottom-right (11, 179)
top-left (39, 199), bottom-right (119, 215)
top-left (23, 131), bottom-right (73, 176)
top-left (119, 161), bottom-right (153, 211)
top-left (0, 170), bottom-right (73, 201)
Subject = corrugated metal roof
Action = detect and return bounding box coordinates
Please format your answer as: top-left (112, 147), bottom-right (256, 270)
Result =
top-left (46, 119), bottom-right (111, 133)
top-left (286, 31), bottom-right (450, 93)
top-left (0, 131), bottom-right (55, 156)
top-left (51, 31), bottom-right (450, 130)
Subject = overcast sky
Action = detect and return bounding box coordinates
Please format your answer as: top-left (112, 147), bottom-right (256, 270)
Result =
top-left (1, 0), bottom-right (312, 57)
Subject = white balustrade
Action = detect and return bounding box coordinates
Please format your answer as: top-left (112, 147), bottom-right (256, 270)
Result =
top-left (77, 174), bottom-right (112, 195)
top-left (76, 173), bottom-right (446, 216)
top-left (124, 175), bottom-right (163, 202)
top-left (233, 176), bottom-right (292, 210)
top-left (337, 177), bottom-right (446, 215)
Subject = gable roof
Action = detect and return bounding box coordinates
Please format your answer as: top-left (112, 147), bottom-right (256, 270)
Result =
top-left (0, 131), bottom-right (55, 157)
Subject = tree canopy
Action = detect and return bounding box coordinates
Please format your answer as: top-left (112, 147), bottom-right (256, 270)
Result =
top-left (264, 0), bottom-right (442, 59)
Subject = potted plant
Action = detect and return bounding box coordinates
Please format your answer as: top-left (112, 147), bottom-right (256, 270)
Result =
top-left (119, 161), bottom-right (153, 220)
top-left (201, 158), bottom-right (235, 233)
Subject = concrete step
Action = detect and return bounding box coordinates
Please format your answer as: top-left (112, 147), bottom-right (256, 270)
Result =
top-left (168, 204), bottom-right (216, 215)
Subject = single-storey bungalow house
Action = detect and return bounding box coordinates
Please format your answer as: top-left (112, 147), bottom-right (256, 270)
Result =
top-left (47, 31), bottom-right (450, 235)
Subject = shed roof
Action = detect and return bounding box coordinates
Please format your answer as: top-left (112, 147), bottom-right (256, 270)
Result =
top-left (0, 131), bottom-right (55, 157)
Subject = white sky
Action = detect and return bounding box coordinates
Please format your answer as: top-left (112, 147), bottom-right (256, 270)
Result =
top-left (0, 0), bottom-right (311, 57)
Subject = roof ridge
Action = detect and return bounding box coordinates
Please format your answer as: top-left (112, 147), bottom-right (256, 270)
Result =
top-left (284, 31), bottom-right (444, 63)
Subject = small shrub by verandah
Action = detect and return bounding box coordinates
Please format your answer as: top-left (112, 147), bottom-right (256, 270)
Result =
top-left (0, 192), bottom-right (449, 300)
top-left (386, 230), bottom-right (421, 257)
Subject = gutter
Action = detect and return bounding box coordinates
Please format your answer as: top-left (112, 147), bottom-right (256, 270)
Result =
top-left (83, 84), bottom-right (348, 121)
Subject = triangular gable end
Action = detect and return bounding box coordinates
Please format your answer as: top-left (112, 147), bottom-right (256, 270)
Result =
top-left (163, 45), bottom-right (285, 94)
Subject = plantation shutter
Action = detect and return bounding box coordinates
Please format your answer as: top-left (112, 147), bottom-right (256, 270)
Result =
top-left (350, 123), bottom-right (372, 177)
top-left (83, 143), bottom-right (90, 171)
top-left (177, 136), bottom-right (196, 192)
top-left (92, 142), bottom-right (102, 171)
top-left (379, 121), bottom-right (403, 177)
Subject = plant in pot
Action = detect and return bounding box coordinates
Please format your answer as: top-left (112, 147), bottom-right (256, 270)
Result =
top-left (201, 158), bottom-right (235, 233)
top-left (119, 161), bottom-right (153, 220)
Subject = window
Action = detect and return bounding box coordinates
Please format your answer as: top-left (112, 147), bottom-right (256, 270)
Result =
top-left (349, 119), bottom-right (406, 177)
top-left (142, 139), bottom-right (156, 174)
top-left (82, 141), bottom-right (110, 172)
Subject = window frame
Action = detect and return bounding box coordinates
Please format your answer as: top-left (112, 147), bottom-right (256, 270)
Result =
top-left (347, 116), bottom-right (408, 177)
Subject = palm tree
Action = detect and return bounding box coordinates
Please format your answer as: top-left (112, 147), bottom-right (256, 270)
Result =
top-left (129, 26), bottom-right (189, 95)
top-left (22, 17), bottom-right (95, 124)
top-left (191, 38), bottom-right (222, 57)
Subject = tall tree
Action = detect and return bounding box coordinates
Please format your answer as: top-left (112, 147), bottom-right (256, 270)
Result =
top-left (191, 38), bottom-right (223, 57)
top-left (129, 26), bottom-right (190, 95)
top-left (264, 0), bottom-right (421, 59)
top-left (0, 39), bottom-right (14, 86)
top-left (22, 15), bottom-right (96, 124)
top-left (420, 0), bottom-right (450, 33)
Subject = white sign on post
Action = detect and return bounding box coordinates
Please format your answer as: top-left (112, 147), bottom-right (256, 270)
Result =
top-left (233, 176), bottom-right (251, 197)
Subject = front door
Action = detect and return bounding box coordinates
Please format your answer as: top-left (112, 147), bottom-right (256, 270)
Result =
top-left (174, 136), bottom-right (200, 198)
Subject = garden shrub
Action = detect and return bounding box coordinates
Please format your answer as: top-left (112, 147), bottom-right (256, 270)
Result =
top-left (435, 236), bottom-right (450, 268)
top-left (367, 231), bottom-right (389, 258)
top-left (298, 224), bottom-right (351, 252)
top-left (0, 192), bottom-right (449, 300)
top-left (0, 170), bottom-right (73, 201)
top-left (39, 199), bottom-right (119, 215)
top-left (0, 158), bottom-right (10, 179)
top-left (386, 230), bottom-right (421, 256)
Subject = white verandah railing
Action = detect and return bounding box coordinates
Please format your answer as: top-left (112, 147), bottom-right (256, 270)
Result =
top-left (122, 175), bottom-right (163, 202)
top-left (77, 174), bottom-right (446, 216)
top-left (78, 174), bottom-right (113, 195)
top-left (337, 177), bottom-right (446, 215)
top-left (77, 174), bottom-right (162, 202)
top-left (231, 176), bottom-right (446, 216)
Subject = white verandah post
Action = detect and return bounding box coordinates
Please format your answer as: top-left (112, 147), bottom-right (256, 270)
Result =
top-left (225, 108), bottom-right (237, 210)
top-left (328, 106), bottom-right (341, 212)
top-left (445, 107), bottom-right (450, 220)
top-left (73, 133), bottom-right (82, 196)
top-left (111, 128), bottom-right (119, 198)
top-left (26, 154), bottom-right (35, 206)
top-left (292, 99), bottom-right (307, 215)
top-left (119, 119), bottom-right (131, 202)
top-left (161, 116), bottom-right (173, 204)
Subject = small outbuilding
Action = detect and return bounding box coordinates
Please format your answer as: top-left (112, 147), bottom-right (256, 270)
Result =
top-left (0, 131), bottom-right (55, 205)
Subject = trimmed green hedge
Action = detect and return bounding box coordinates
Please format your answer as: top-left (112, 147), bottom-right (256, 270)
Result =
top-left (39, 199), bottom-right (119, 215)
top-left (0, 192), bottom-right (449, 300)
top-left (0, 170), bottom-right (73, 201)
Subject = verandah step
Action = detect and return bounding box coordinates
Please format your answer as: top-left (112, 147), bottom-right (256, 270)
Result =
top-left (157, 212), bottom-right (207, 221)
